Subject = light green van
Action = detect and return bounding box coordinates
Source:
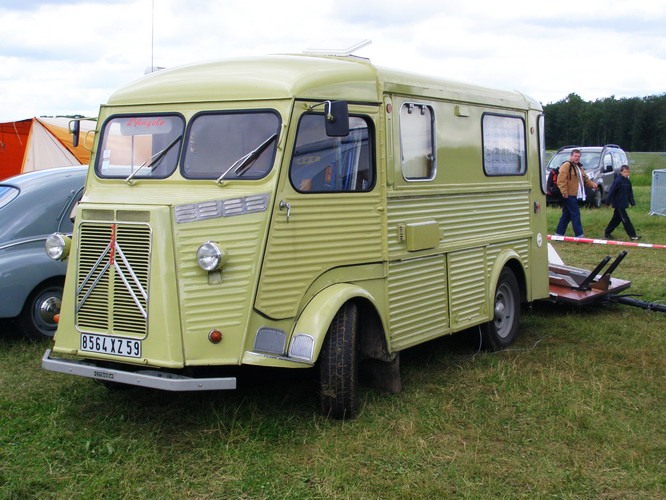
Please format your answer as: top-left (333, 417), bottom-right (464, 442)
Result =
top-left (43, 53), bottom-right (549, 418)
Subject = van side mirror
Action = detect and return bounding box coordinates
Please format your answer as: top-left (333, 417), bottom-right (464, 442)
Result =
top-left (324, 101), bottom-right (349, 137)
top-left (69, 119), bottom-right (81, 148)
top-left (605, 164), bottom-right (613, 173)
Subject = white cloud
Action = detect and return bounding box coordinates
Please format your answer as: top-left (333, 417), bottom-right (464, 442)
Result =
top-left (0, 0), bottom-right (664, 121)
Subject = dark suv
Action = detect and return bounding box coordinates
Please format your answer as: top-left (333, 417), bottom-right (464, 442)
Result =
top-left (545, 144), bottom-right (628, 207)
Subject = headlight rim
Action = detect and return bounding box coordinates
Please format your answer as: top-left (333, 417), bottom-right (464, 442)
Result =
top-left (45, 233), bottom-right (71, 261)
top-left (196, 241), bottom-right (225, 272)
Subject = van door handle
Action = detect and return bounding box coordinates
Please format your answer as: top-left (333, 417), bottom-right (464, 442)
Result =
top-left (279, 200), bottom-right (291, 222)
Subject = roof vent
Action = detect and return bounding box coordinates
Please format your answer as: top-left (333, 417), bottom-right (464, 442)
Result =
top-left (303, 39), bottom-right (371, 57)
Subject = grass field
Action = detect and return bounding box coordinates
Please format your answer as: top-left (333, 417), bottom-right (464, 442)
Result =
top-left (1, 154), bottom-right (664, 498)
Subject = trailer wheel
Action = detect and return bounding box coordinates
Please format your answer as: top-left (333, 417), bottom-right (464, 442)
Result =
top-left (481, 268), bottom-right (520, 351)
top-left (319, 302), bottom-right (359, 419)
top-left (18, 279), bottom-right (63, 341)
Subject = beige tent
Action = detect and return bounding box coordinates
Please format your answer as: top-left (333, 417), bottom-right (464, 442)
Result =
top-left (0, 117), bottom-right (95, 180)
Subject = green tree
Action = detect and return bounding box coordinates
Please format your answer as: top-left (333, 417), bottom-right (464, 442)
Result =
top-left (543, 93), bottom-right (666, 151)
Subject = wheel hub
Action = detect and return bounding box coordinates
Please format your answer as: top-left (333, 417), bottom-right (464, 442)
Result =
top-left (39, 296), bottom-right (62, 324)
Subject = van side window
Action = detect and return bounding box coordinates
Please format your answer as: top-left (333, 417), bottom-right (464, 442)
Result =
top-left (290, 114), bottom-right (374, 193)
top-left (399, 103), bottom-right (435, 180)
top-left (482, 114), bottom-right (526, 176)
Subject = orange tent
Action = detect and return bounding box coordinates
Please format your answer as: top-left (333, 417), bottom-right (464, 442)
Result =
top-left (0, 117), bottom-right (95, 180)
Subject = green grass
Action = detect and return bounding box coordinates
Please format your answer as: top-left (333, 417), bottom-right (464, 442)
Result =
top-left (2, 153), bottom-right (665, 498)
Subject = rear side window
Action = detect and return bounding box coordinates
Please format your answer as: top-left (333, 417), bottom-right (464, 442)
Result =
top-left (289, 114), bottom-right (374, 192)
top-left (603, 153), bottom-right (613, 169)
top-left (0, 186), bottom-right (19, 209)
top-left (612, 150), bottom-right (626, 168)
top-left (399, 103), bottom-right (435, 180)
top-left (482, 114), bottom-right (526, 176)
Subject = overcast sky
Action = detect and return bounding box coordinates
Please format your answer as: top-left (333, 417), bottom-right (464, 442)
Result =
top-left (1, 0), bottom-right (664, 121)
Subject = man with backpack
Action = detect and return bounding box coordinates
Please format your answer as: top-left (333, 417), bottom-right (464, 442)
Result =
top-left (554, 149), bottom-right (598, 238)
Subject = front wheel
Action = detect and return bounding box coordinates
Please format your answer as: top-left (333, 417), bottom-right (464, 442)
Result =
top-left (481, 268), bottom-right (520, 351)
top-left (18, 279), bottom-right (63, 341)
top-left (591, 188), bottom-right (602, 208)
top-left (319, 302), bottom-right (359, 419)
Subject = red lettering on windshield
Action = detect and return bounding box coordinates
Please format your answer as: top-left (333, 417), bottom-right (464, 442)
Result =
top-left (124, 117), bottom-right (167, 129)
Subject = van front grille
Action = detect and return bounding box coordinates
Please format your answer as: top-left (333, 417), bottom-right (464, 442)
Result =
top-left (75, 221), bottom-right (151, 337)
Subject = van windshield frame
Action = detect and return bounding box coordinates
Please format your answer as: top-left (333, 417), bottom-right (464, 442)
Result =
top-left (95, 114), bottom-right (185, 179)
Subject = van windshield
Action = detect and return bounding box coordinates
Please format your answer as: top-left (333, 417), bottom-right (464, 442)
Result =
top-left (96, 115), bottom-right (185, 179)
top-left (182, 111), bottom-right (281, 180)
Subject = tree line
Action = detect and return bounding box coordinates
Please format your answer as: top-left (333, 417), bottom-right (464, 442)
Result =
top-left (543, 93), bottom-right (666, 152)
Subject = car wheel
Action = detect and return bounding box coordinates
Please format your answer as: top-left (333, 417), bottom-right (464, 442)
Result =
top-left (18, 279), bottom-right (63, 341)
top-left (481, 268), bottom-right (520, 351)
top-left (319, 302), bottom-right (359, 419)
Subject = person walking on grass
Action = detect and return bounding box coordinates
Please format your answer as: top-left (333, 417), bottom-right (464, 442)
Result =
top-left (555, 149), bottom-right (598, 238)
top-left (604, 164), bottom-right (640, 241)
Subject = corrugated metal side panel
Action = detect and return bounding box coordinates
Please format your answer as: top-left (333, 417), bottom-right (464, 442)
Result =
top-left (256, 193), bottom-right (383, 319)
top-left (486, 240), bottom-right (530, 283)
top-left (448, 248), bottom-right (488, 328)
top-left (386, 190), bottom-right (532, 332)
top-left (387, 256), bottom-right (448, 351)
top-left (387, 191), bottom-right (530, 256)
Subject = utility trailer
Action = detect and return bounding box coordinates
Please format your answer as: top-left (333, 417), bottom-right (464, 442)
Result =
top-left (547, 245), bottom-right (631, 305)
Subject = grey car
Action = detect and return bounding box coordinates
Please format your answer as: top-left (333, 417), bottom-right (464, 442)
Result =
top-left (545, 144), bottom-right (628, 207)
top-left (0, 166), bottom-right (87, 340)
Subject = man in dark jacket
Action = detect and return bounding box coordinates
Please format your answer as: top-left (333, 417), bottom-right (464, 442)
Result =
top-left (604, 165), bottom-right (640, 240)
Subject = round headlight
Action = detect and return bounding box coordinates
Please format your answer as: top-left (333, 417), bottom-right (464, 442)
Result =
top-left (197, 242), bottom-right (226, 272)
top-left (45, 233), bottom-right (71, 261)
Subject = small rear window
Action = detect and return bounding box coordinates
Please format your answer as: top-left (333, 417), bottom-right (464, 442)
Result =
top-left (0, 186), bottom-right (19, 209)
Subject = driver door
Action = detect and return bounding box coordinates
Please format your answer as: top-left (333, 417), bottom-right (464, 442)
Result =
top-left (255, 103), bottom-right (384, 319)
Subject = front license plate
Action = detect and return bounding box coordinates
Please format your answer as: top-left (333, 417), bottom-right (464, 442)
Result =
top-left (80, 334), bottom-right (141, 358)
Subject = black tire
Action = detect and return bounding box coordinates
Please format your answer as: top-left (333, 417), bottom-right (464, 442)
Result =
top-left (481, 268), bottom-right (520, 351)
top-left (18, 279), bottom-right (63, 341)
top-left (319, 302), bottom-right (359, 419)
top-left (591, 188), bottom-right (602, 208)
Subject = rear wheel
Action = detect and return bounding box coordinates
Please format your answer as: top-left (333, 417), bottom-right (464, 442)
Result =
top-left (481, 268), bottom-right (520, 351)
top-left (18, 279), bottom-right (63, 341)
top-left (319, 302), bottom-right (359, 419)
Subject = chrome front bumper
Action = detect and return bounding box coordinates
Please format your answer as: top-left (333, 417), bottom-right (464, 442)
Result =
top-left (42, 349), bottom-right (236, 391)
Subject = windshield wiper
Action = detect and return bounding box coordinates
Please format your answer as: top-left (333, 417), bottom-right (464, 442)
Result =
top-left (125, 135), bottom-right (183, 184)
top-left (216, 133), bottom-right (278, 184)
